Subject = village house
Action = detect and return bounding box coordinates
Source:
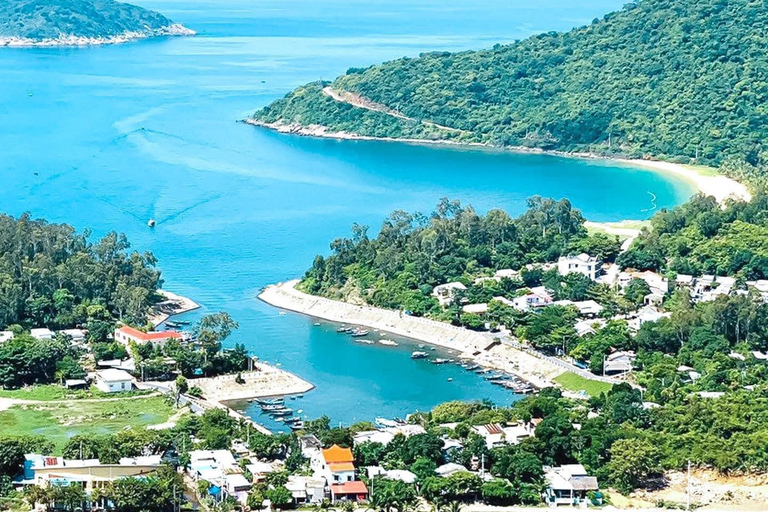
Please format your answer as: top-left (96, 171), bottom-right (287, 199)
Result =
top-left (432, 282), bottom-right (467, 307)
top-left (603, 351), bottom-right (636, 374)
top-left (312, 445), bottom-right (368, 503)
top-left (512, 286), bottom-right (553, 311)
top-left (553, 300), bottom-right (604, 318)
top-left (367, 467), bottom-right (417, 483)
top-left (59, 328), bottom-right (87, 345)
top-left (113, 325), bottom-right (183, 348)
top-left (472, 421), bottom-right (536, 448)
top-left (620, 270), bottom-right (669, 295)
top-left (94, 368), bottom-right (134, 393)
top-left (544, 464), bottom-right (599, 507)
top-left (187, 449), bottom-right (251, 504)
top-left (558, 254), bottom-right (602, 281)
top-left (435, 462), bottom-right (469, 477)
top-left (18, 454), bottom-right (161, 504)
top-left (30, 328), bottom-right (55, 340)
top-left (286, 475), bottom-right (326, 505)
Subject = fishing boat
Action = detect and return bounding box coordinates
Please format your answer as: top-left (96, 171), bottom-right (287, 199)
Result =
top-left (260, 404), bottom-right (286, 411)
top-left (431, 358), bottom-right (450, 365)
top-left (350, 328), bottom-right (370, 337)
top-left (271, 410), bottom-right (293, 417)
top-left (256, 398), bottom-right (284, 406)
top-left (411, 351), bottom-right (429, 359)
top-left (356, 339), bottom-right (374, 344)
top-left (165, 321), bottom-right (182, 328)
top-left (174, 320), bottom-right (191, 325)
top-left (378, 339), bottom-right (398, 346)
top-left (290, 421), bottom-right (305, 430)
top-left (336, 326), bottom-right (352, 333)
top-left (147, 219), bottom-right (156, 228)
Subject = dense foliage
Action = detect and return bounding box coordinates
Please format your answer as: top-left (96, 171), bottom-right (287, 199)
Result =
top-left (620, 193), bottom-right (768, 278)
top-left (301, 197), bottom-right (618, 320)
top-left (0, 0), bottom-right (180, 40)
top-left (256, 0), bottom-right (768, 167)
top-left (0, 213), bottom-right (161, 329)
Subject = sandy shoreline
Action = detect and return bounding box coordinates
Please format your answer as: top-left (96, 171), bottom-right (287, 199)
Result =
top-left (245, 119), bottom-right (751, 205)
top-left (259, 280), bottom-right (565, 389)
top-left (149, 289), bottom-right (201, 327)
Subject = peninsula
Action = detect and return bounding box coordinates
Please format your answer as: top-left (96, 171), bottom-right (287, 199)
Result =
top-left (0, 0), bottom-right (194, 47)
top-left (250, 0), bottom-right (766, 193)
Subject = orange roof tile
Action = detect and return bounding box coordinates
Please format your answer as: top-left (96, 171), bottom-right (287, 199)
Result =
top-left (118, 326), bottom-right (182, 342)
top-left (322, 444), bottom-right (353, 464)
top-left (331, 481), bottom-right (368, 495)
top-left (328, 462), bottom-right (355, 472)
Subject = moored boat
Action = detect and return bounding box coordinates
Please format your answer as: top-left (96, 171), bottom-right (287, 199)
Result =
top-left (411, 351), bottom-right (429, 359)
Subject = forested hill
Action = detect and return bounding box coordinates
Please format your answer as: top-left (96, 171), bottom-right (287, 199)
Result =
top-left (0, 0), bottom-right (192, 42)
top-left (254, 0), bottom-right (768, 167)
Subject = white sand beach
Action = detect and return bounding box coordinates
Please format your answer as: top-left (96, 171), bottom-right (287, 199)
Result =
top-left (259, 280), bottom-right (565, 388)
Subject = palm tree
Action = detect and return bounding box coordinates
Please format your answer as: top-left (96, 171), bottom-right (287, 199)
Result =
top-left (445, 501), bottom-right (463, 512)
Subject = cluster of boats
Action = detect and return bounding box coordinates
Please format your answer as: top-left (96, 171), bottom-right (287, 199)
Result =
top-left (255, 398), bottom-right (304, 430)
top-left (337, 326), bottom-right (370, 337)
top-left (480, 371), bottom-right (535, 394)
top-left (164, 319), bottom-right (190, 329)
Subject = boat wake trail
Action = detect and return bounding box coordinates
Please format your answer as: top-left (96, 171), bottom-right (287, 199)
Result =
top-left (640, 191), bottom-right (657, 213)
top-left (157, 192), bottom-right (226, 225)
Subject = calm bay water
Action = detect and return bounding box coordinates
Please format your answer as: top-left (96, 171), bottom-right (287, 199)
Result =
top-left (0, 0), bottom-right (695, 426)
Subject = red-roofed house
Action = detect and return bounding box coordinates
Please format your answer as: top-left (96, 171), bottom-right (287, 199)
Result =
top-left (114, 326), bottom-right (182, 348)
top-left (311, 445), bottom-right (368, 503)
top-left (330, 481), bottom-right (368, 503)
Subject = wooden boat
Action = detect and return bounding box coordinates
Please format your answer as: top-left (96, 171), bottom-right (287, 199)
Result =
top-left (350, 328), bottom-right (370, 337)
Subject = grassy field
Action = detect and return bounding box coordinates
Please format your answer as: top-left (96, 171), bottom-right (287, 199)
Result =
top-left (0, 385), bottom-right (154, 401)
top-left (0, 395), bottom-right (175, 452)
top-left (554, 371), bottom-right (613, 397)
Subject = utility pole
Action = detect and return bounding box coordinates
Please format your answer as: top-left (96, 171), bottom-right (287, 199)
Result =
top-left (686, 460), bottom-right (691, 510)
top-left (480, 454), bottom-right (485, 477)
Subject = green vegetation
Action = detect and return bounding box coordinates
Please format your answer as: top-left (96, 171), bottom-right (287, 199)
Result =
top-left (0, 395), bottom-right (174, 451)
top-left (553, 372), bottom-right (613, 397)
top-left (301, 196), bottom-right (620, 323)
top-left (0, 0), bottom-right (184, 41)
top-left (619, 193), bottom-right (768, 278)
top-left (255, 0), bottom-right (768, 171)
top-left (0, 384), bottom-right (151, 401)
top-left (0, 213), bottom-right (161, 329)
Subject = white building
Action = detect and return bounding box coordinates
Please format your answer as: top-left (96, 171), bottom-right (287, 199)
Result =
top-left (558, 254), bottom-right (602, 281)
top-left (432, 282), bottom-right (467, 307)
top-left (544, 464), bottom-right (599, 507)
top-left (603, 351), bottom-right (636, 374)
top-left (366, 467), bottom-right (417, 483)
top-left (94, 368), bottom-right (134, 393)
top-left (353, 430), bottom-right (396, 446)
top-left (30, 328), bottom-right (55, 340)
top-left (0, 331), bottom-right (13, 344)
top-left (472, 422), bottom-right (536, 448)
top-left (114, 326), bottom-right (182, 348)
top-left (512, 286), bottom-right (553, 311)
top-left (59, 329), bottom-right (87, 343)
top-left (435, 463), bottom-right (469, 477)
top-left (286, 475), bottom-right (326, 505)
top-left (553, 300), bottom-right (603, 318)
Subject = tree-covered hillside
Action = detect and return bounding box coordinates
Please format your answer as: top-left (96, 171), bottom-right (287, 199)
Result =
top-left (255, 0), bottom-right (768, 167)
top-left (0, 0), bottom-right (188, 41)
top-left (0, 213), bottom-right (162, 329)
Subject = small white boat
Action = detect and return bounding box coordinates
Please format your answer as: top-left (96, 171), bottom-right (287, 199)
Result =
top-left (378, 339), bottom-right (398, 347)
top-left (147, 219), bottom-right (156, 228)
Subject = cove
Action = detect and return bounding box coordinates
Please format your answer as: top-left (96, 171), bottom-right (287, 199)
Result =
top-left (0, 0), bottom-right (695, 425)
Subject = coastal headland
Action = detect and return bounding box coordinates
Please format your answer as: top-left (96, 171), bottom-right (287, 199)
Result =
top-left (259, 279), bottom-right (566, 389)
top-left (149, 289), bottom-right (201, 327)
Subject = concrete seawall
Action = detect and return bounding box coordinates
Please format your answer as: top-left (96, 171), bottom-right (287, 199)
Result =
top-left (258, 280), bottom-right (565, 389)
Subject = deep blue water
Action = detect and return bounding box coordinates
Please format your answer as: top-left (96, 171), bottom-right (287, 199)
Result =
top-left (0, 0), bottom-right (695, 426)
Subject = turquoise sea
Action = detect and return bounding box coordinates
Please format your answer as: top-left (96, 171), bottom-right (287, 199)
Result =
top-left (0, 0), bottom-right (695, 427)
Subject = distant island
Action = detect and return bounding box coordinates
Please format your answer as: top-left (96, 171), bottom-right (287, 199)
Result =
top-left (0, 0), bottom-right (194, 47)
top-left (250, 0), bottom-right (767, 180)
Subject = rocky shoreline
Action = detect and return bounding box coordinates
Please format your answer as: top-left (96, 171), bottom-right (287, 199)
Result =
top-left (0, 24), bottom-right (195, 47)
